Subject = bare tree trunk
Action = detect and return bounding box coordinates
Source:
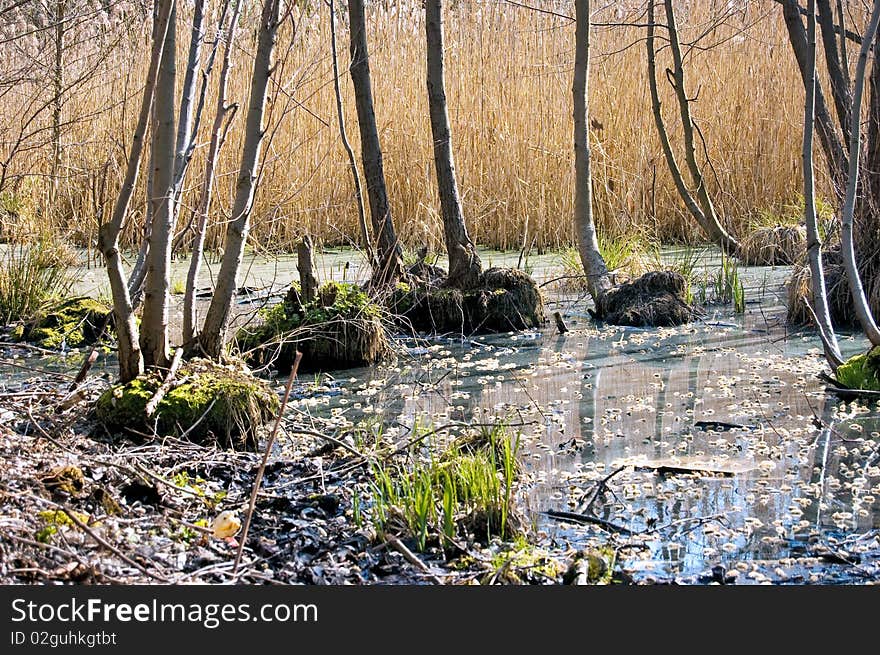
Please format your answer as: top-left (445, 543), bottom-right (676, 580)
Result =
top-left (330, 0), bottom-right (373, 270)
top-left (816, 0), bottom-right (852, 144)
top-left (661, 0), bottom-right (738, 254)
top-left (425, 0), bottom-right (482, 289)
top-left (99, 0), bottom-right (174, 383)
top-left (173, 0), bottom-right (206, 192)
top-left (804, 0), bottom-right (843, 368)
top-left (840, 0), bottom-right (880, 346)
top-left (573, 0), bottom-right (611, 303)
top-left (50, 0), bottom-right (64, 208)
top-left (183, 0), bottom-right (240, 346)
top-left (199, 0), bottom-right (281, 359)
top-left (347, 0), bottom-right (403, 285)
top-left (781, 0), bottom-right (849, 196)
top-left (140, 2), bottom-right (178, 369)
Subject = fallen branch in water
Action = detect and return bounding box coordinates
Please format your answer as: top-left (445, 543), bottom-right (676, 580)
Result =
top-left (383, 533), bottom-right (444, 584)
top-left (544, 509), bottom-right (634, 535)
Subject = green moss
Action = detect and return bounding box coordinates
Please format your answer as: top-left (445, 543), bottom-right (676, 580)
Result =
top-left (35, 509), bottom-right (92, 543)
top-left (96, 358), bottom-right (279, 449)
top-left (17, 296), bottom-right (112, 349)
top-left (836, 346), bottom-right (880, 390)
top-left (237, 281), bottom-right (388, 373)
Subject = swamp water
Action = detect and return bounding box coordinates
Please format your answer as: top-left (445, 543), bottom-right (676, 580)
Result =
top-left (3, 248), bottom-right (878, 583)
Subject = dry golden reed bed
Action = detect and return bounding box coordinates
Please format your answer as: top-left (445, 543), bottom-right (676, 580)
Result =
top-left (2, 1), bottom-right (809, 253)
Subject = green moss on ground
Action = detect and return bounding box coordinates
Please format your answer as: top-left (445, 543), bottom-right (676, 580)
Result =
top-left (836, 346), bottom-right (880, 391)
top-left (236, 281), bottom-right (389, 373)
top-left (96, 358), bottom-right (279, 449)
top-left (16, 296), bottom-right (112, 349)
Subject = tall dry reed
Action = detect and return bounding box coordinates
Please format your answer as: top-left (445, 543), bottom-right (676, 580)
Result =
top-left (0, 1), bottom-right (817, 254)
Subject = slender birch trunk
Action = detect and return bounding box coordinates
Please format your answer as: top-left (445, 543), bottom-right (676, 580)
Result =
top-left (348, 0), bottom-right (403, 285)
top-left (99, 0), bottom-right (174, 383)
top-left (140, 2), bottom-right (178, 369)
top-left (572, 0), bottom-right (611, 302)
top-left (804, 0), bottom-right (843, 368)
top-left (183, 0), bottom-right (240, 346)
top-left (200, 0), bottom-right (281, 359)
top-left (425, 0), bottom-right (482, 289)
top-left (839, 0), bottom-right (880, 346)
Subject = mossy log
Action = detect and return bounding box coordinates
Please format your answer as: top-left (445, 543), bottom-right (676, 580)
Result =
top-left (395, 267), bottom-right (545, 334)
top-left (592, 271), bottom-right (694, 327)
top-left (237, 281), bottom-right (390, 373)
top-left (13, 297), bottom-right (112, 349)
top-left (96, 358), bottom-right (279, 449)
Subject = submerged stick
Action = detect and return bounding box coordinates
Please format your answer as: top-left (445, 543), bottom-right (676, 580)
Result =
top-left (233, 350), bottom-right (303, 574)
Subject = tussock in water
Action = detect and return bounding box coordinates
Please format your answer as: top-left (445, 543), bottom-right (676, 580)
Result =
top-left (12, 296), bottom-right (111, 349)
top-left (236, 281), bottom-right (390, 373)
top-left (786, 247), bottom-right (880, 327)
top-left (593, 271), bottom-right (694, 327)
top-left (740, 225), bottom-right (805, 266)
top-left (395, 267), bottom-right (544, 335)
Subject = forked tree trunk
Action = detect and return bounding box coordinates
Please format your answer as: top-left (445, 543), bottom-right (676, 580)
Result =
top-left (425, 0), bottom-right (482, 289)
top-left (98, 0), bottom-right (174, 383)
top-left (839, 0), bottom-right (880, 346)
top-left (647, 0), bottom-right (738, 254)
top-left (803, 0), bottom-right (843, 368)
top-left (347, 0), bottom-right (404, 285)
top-left (572, 0), bottom-right (611, 302)
top-left (781, 0), bottom-right (849, 196)
top-left (140, 2), bottom-right (178, 370)
top-left (183, 0), bottom-right (240, 346)
top-left (200, 0), bottom-right (281, 359)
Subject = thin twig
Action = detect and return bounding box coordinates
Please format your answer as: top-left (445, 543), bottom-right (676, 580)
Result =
top-left (233, 350), bottom-right (303, 573)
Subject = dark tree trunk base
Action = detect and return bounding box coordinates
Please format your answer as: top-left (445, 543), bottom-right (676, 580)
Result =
top-left (593, 271), bottom-right (695, 327)
top-left (395, 267), bottom-right (545, 335)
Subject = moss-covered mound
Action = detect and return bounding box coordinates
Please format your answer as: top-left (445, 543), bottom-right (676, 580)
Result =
top-left (13, 296), bottom-right (111, 349)
top-left (395, 267), bottom-right (544, 334)
top-left (237, 281), bottom-right (389, 373)
top-left (96, 358), bottom-right (279, 449)
top-left (835, 346), bottom-right (880, 391)
top-left (593, 271), bottom-right (694, 327)
top-left (740, 225), bottom-right (806, 266)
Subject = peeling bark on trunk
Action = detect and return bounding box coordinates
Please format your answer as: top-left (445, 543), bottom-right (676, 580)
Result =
top-left (425, 0), bottom-right (482, 290)
top-left (297, 235), bottom-right (318, 304)
top-left (573, 0), bottom-right (611, 303)
top-left (199, 0), bottom-right (281, 359)
top-left (348, 0), bottom-right (403, 286)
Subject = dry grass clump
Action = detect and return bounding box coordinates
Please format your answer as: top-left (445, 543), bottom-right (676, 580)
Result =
top-left (740, 225), bottom-right (806, 266)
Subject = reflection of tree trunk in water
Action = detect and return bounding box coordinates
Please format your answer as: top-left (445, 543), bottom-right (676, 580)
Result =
top-left (653, 363), bottom-right (676, 459)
